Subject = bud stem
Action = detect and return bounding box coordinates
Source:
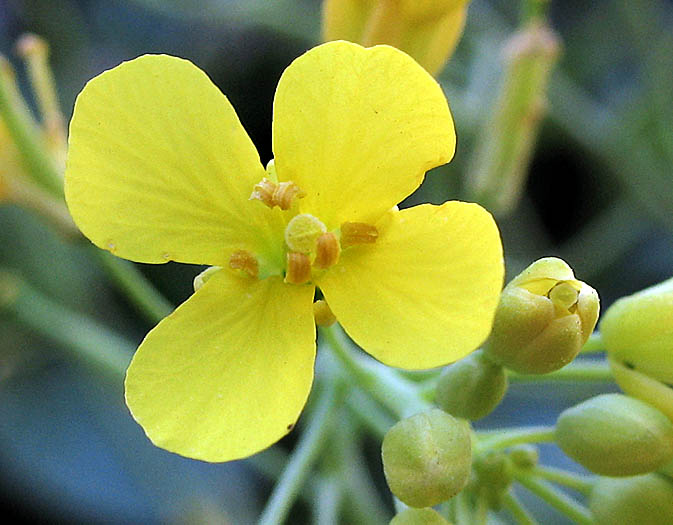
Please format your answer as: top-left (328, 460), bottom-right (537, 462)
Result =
top-left (258, 380), bottom-right (345, 525)
top-left (502, 491), bottom-right (538, 525)
top-left (508, 360), bottom-right (612, 383)
top-left (0, 56), bottom-right (63, 197)
top-left (529, 465), bottom-right (594, 496)
top-left (320, 324), bottom-right (430, 419)
top-left (0, 270), bottom-right (132, 379)
top-left (476, 426), bottom-right (555, 454)
top-left (513, 472), bottom-right (593, 525)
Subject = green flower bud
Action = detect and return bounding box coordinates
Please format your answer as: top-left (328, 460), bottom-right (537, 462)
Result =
top-left (382, 409), bottom-right (472, 508)
top-left (435, 350), bottom-right (508, 420)
top-left (555, 393), bottom-right (673, 476)
top-left (508, 444), bottom-right (539, 469)
top-left (484, 257), bottom-right (599, 374)
top-left (390, 508), bottom-right (451, 525)
top-left (601, 277), bottom-right (673, 421)
top-left (589, 474), bottom-right (673, 525)
top-left (473, 451), bottom-right (514, 509)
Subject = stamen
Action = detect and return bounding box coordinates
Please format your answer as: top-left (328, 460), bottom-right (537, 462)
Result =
top-left (229, 250), bottom-right (259, 278)
top-left (273, 181), bottom-right (306, 210)
top-left (340, 222), bottom-right (379, 248)
top-left (313, 299), bottom-right (336, 326)
top-left (250, 178), bottom-right (277, 208)
top-left (285, 252), bottom-right (311, 285)
top-left (250, 178), bottom-right (305, 210)
top-left (314, 232), bottom-right (340, 269)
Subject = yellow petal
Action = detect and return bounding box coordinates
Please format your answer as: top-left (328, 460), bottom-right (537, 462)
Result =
top-left (273, 41), bottom-right (455, 230)
top-left (66, 54), bottom-right (284, 267)
top-left (317, 202), bottom-right (503, 369)
top-left (125, 270), bottom-right (316, 462)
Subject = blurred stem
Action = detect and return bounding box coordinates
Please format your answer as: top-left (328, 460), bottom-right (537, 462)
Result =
top-left (474, 490), bottom-right (490, 525)
top-left (508, 360), bottom-right (612, 383)
top-left (502, 491), bottom-right (539, 525)
top-left (313, 475), bottom-right (342, 525)
top-left (476, 426), bottom-right (555, 453)
top-left (521, 0), bottom-right (550, 23)
top-left (258, 380), bottom-right (345, 525)
top-left (0, 57), bottom-right (63, 197)
top-left (333, 418), bottom-right (391, 525)
top-left (454, 490), bottom-right (473, 525)
top-left (530, 466), bottom-right (594, 495)
top-left (320, 324), bottom-right (430, 419)
top-left (0, 271), bottom-right (132, 379)
top-left (89, 247), bottom-right (174, 324)
top-left (514, 471), bottom-right (593, 525)
top-left (580, 332), bottom-right (604, 354)
top-left (346, 388), bottom-right (395, 440)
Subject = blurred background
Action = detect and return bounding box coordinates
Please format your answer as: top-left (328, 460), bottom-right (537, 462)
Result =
top-left (1, 0), bottom-right (672, 523)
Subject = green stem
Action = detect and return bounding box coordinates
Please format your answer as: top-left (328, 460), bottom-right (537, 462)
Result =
top-left (257, 381), bottom-right (344, 525)
top-left (502, 491), bottom-right (539, 525)
top-left (474, 490), bottom-right (490, 525)
top-left (454, 490), bottom-right (473, 525)
top-left (508, 361), bottom-right (612, 383)
top-left (0, 271), bottom-right (132, 378)
top-left (313, 476), bottom-right (342, 525)
top-left (90, 247), bottom-right (174, 324)
top-left (346, 388), bottom-right (395, 440)
top-left (580, 332), bottom-right (605, 354)
top-left (476, 426), bottom-right (555, 453)
top-left (521, 0), bottom-right (550, 23)
top-left (514, 472), bottom-right (594, 525)
top-left (332, 415), bottom-right (391, 525)
top-left (320, 324), bottom-right (430, 419)
top-left (0, 58), bottom-right (63, 197)
top-left (530, 466), bottom-right (595, 495)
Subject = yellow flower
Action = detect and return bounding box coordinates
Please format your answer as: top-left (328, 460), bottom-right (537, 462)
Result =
top-left (322, 0), bottom-right (470, 76)
top-left (64, 41), bottom-right (504, 462)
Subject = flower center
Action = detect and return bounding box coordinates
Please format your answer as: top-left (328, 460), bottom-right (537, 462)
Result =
top-left (230, 176), bottom-right (380, 285)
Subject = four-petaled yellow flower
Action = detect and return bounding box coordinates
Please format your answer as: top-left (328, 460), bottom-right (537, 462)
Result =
top-left (64, 41), bottom-right (503, 462)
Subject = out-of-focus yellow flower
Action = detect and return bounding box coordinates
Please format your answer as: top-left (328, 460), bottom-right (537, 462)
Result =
top-left (322, 0), bottom-right (470, 76)
top-left (601, 277), bottom-right (673, 422)
top-left (64, 41), bottom-right (503, 462)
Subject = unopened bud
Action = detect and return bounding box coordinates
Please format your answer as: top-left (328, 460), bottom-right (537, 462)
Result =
top-left (473, 451), bottom-right (513, 509)
top-left (508, 444), bottom-right (539, 469)
top-left (555, 393), bottom-right (673, 476)
top-left (382, 409), bottom-right (471, 508)
top-left (484, 257), bottom-right (599, 374)
top-left (601, 277), bottom-right (673, 421)
top-left (390, 507), bottom-right (451, 525)
top-left (435, 350), bottom-right (507, 420)
top-left (466, 21), bottom-right (561, 215)
top-left (589, 474), bottom-right (673, 525)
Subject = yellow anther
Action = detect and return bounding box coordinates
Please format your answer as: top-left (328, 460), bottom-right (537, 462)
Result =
top-left (250, 178), bottom-right (277, 208)
top-left (313, 299), bottom-right (337, 326)
top-left (229, 250), bottom-right (259, 278)
top-left (340, 222), bottom-right (379, 248)
top-left (285, 252), bottom-right (311, 285)
top-left (250, 178), bottom-right (305, 210)
top-left (285, 214), bottom-right (327, 254)
top-left (273, 181), bottom-right (305, 210)
top-left (314, 232), bottom-right (340, 269)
